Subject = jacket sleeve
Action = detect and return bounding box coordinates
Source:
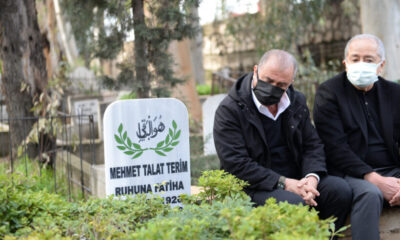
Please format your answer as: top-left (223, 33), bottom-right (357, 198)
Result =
top-left (213, 103), bottom-right (280, 191)
top-left (313, 83), bottom-right (374, 178)
top-left (299, 105), bottom-right (327, 178)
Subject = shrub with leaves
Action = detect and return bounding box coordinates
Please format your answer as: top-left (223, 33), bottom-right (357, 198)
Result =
top-left (0, 174), bottom-right (168, 239)
top-left (134, 171), bottom-right (345, 240)
top-left (0, 174), bottom-right (71, 238)
top-left (1, 170), bottom-right (346, 239)
top-left (193, 170), bottom-right (249, 204)
top-left (132, 195), bottom-right (252, 240)
top-left (222, 198), bottom-right (332, 240)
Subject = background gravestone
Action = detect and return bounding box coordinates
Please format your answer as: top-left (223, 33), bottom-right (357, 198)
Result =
top-left (103, 98), bottom-right (191, 207)
top-left (68, 96), bottom-right (102, 139)
top-left (202, 94), bottom-right (227, 155)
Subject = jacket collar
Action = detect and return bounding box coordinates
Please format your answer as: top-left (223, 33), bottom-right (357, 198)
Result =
top-left (376, 78), bottom-right (394, 154)
top-left (343, 75), bottom-right (368, 143)
top-left (228, 72), bottom-right (296, 110)
top-left (341, 71), bottom-right (394, 152)
top-left (229, 73), bottom-right (268, 147)
top-left (228, 73), bottom-right (298, 149)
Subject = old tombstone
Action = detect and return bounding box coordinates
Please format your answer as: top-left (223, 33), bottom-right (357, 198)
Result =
top-left (72, 98), bottom-right (100, 124)
top-left (68, 96), bottom-right (102, 139)
top-left (202, 94), bottom-right (227, 155)
top-left (103, 98), bottom-right (191, 207)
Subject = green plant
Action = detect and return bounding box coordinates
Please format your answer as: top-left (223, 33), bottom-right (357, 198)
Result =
top-left (0, 158), bottom-right (80, 200)
top-left (62, 0), bottom-right (200, 98)
top-left (196, 170), bottom-right (249, 204)
top-left (118, 92), bottom-right (137, 100)
top-left (196, 84), bottom-right (221, 95)
top-left (1, 170), bottom-right (347, 239)
top-left (0, 174), bottom-right (168, 239)
top-left (222, 198), bottom-right (332, 240)
top-left (132, 196), bottom-right (251, 240)
top-left (196, 84), bottom-right (212, 95)
top-left (20, 60), bottom-right (71, 165)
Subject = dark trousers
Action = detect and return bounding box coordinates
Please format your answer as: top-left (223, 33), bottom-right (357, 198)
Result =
top-left (250, 175), bottom-right (352, 230)
top-left (345, 167), bottom-right (400, 240)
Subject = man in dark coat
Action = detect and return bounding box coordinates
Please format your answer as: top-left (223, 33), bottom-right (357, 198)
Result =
top-left (213, 49), bottom-right (352, 229)
top-left (314, 34), bottom-right (400, 240)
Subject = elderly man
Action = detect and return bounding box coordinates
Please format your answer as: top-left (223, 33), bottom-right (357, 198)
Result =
top-left (314, 34), bottom-right (400, 239)
top-left (213, 49), bottom-right (352, 229)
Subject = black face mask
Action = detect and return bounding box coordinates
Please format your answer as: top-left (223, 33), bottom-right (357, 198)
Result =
top-left (253, 71), bottom-right (285, 106)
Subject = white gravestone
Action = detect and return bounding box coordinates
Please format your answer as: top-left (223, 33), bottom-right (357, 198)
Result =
top-left (73, 99), bottom-right (100, 124)
top-left (103, 98), bottom-right (191, 207)
top-left (202, 94), bottom-right (227, 155)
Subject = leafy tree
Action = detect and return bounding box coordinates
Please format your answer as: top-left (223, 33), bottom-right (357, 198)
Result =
top-left (213, 0), bottom-right (358, 110)
top-left (216, 0), bottom-right (327, 60)
top-left (61, 0), bottom-right (200, 98)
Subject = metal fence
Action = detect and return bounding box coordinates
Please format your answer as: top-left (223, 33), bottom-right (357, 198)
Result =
top-left (0, 114), bottom-right (97, 201)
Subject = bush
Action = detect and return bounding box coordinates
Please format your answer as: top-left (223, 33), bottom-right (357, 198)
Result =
top-left (118, 92), bottom-right (136, 100)
top-left (1, 170), bottom-right (344, 239)
top-left (132, 196), bottom-right (252, 240)
top-left (196, 84), bottom-right (211, 95)
top-left (196, 84), bottom-right (220, 95)
top-left (0, 158), bottom-right (82, 200)
top-left (0, 174), bottom-right (168, 239)
top-left (222, 198), bottom-right (331, 240)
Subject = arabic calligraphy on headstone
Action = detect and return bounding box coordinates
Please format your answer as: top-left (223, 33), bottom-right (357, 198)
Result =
top-left (136, 115), bottom-right (165, 142)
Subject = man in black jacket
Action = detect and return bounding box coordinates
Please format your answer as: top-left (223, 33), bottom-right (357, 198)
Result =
top-left (314, 34), bottom-right (400, 240)
top-left (214, 49), bottom-right (352, 229)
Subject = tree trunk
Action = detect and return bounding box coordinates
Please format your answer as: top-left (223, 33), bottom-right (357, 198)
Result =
top-left (0, 0), bottom-right (48, 156)
top-left (189, 5), bottom-right (205, 85)
top-left (170, 39), bottom-right (203, 124)
top-left (45, 0), bottom-right (60, 79)
top-left (132, 0), bottom-right (150, 98)
top-left (360, 0), bottom-right (400, 81)
top-left (54, 0), bottom-right (78, 66)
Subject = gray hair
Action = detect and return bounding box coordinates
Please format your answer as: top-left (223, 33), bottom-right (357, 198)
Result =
top-left (344, 34), bottom-right (385, 61)
top-left (258, 49), bottom-right (298, 79)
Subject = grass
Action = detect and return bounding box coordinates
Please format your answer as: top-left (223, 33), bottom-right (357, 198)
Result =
top-left (196, 84), bottom-right (221, 95)
top-left (0, 156), bottom-right (83, 201)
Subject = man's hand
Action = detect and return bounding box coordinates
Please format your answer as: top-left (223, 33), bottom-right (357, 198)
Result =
top-left (389, 189), bottom-right (400, 206)
top-left (298, 176), bottom-right (320, 206)
top-left (285, 177), bottom-right (320, 206)
top-left (388, 179), bottom-right (400, 206)
top-left (364, 172), bottom-right (400, 201)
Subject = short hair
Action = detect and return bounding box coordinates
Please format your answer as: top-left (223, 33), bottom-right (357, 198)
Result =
top-left (258, 49), bottom-right (298, 79)
top-left (344, 34), bottom-right (385, 61)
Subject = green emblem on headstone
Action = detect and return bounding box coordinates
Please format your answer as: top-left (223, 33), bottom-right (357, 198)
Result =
top-left (114, 120), bottom-right (181, 159)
